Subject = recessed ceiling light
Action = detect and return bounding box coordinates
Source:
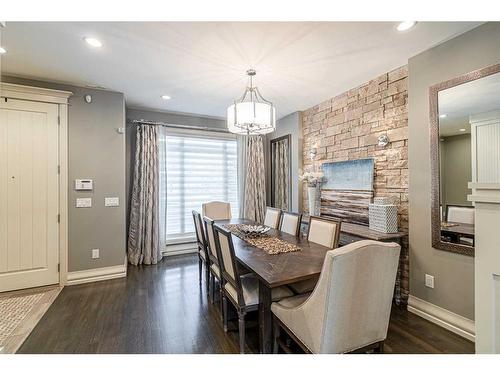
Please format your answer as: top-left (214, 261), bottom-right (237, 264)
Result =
top-left (161, 95), bottom-right (171, 100)
top-left (0, 46), bottom-right (6, 54)
top-left (396, 21), bottom-right (417, 32)
top-left (459, 128), bottom-right (466, 132)
top-left (84, 37), bottom-right (103, 48)
top-left (439, 114), bottom-right (447, 118)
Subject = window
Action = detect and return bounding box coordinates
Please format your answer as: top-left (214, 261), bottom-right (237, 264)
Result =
top-left (159, 129), bottom-right (239, 243)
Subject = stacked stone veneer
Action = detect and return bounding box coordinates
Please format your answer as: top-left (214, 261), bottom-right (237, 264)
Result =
top-left (301, 65), bottom-right (409, 302)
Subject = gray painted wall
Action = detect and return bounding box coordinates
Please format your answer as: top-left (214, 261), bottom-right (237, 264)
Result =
top-left (408, 22), bottom-right (500, 319)
top-left (2, 75), bottom-right (126, 272)
top-left (265, 111), bottom-right (303, 213)
top-left (441, 134), bottom-right (472, 209)
top-left (125, 107), bottom-right (226, 227)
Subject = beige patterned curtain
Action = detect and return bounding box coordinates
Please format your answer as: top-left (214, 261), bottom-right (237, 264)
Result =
top-left (127, 124), bottom-right (162, 265)
top-left (243, 135), bottom-right (266, 222)
top-left (273, 138), bottom-right (290, 210)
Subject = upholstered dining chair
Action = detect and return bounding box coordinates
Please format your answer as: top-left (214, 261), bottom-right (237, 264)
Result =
top-left (446, 205), bottom-right (474, 224)
top-left (279, 211), bottom-right (302, 236)
top-left (289, 216), bottom-right (341, 294)
top-left (272, 240), bottom-right (401, 354)
top-left (213, 225), bottom-right (293, 353)
top-left (203, 216), bottom-right (223, 312)
top-left (263, 207), bottom-right (282, 229)
top-left (202, 201), bottom-right (232, 220)
top-left (192, 211), bottom-right (209, 292)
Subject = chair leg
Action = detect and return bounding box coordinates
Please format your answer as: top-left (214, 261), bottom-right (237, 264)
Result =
top-left (273, 319), bottom-right (280, 354)
top-left (198, 258), bottom-right (202, 286)
top-left (238, 311), bottom-right (246, 354)
top-left (211, 276), bottom-right (216, 304)
top-left (219, 286), bottom-right (224, 322)
top-left (223, 296), bottom-right (228, 332)
top-left (205, 263), bottom-right (210, 296)
top-left (374, 341), bottom-right (384, 354)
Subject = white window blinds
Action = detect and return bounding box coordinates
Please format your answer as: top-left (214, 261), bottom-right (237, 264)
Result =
top-left (159, 129), bottom-right (239, 242)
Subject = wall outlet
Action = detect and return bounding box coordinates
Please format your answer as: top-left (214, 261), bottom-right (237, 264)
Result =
top-left (104, 197), bottom-right (119, 207)
top-left (76, 197), bottom-right (92, 208)
top-left (425, 274), bottom-right (435, 289)
top-left (92, 249), bottom-right (100, 259)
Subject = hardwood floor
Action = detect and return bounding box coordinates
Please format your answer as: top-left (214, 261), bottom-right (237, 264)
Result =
top-left (18, 254), bottom-right (474, 354)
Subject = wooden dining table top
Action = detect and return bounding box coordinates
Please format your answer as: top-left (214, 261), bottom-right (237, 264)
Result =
top-left (215, 218), bottom-right (331, 289)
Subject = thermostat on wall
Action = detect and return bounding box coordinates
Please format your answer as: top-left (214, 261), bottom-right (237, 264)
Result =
top-left (75, 179), bottom-right (93, 191)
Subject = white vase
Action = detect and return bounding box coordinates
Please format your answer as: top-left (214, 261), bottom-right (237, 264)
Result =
top-left (308, 186), bottom-right (320, 216)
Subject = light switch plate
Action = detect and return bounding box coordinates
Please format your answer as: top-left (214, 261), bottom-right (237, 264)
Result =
top-left (75, 179), bottom-right (93, 191)
top-left (76, 198), bottom-right (92, 208)
top-left (92, 249), bottom-right (100, 259)
top-left (425, 274), bottom-right (435, 289)
top-left (105, 197), bottom-right (119, 207)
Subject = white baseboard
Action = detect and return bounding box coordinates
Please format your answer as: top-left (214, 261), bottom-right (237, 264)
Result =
top-left (66, 262), bottom-right (127, 286)
top-left (163, 241), bottom-right (197, 257)
top-left (407, 295), bottom-right (475, 342)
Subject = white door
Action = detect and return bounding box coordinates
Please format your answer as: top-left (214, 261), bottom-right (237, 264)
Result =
top-left (0, 98), bottom-right (60, 292)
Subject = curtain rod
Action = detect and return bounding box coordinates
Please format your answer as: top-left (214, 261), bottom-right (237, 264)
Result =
top-left (130, 119), bottom-right (229, 134)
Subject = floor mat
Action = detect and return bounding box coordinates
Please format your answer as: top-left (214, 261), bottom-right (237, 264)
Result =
top-left (0, 286), bottom-right (62, 354)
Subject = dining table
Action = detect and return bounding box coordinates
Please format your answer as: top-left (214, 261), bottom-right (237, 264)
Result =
top-left (441, 221), bottom-right (475, 245)
top-left (215, 218), bottom-right (331, 354)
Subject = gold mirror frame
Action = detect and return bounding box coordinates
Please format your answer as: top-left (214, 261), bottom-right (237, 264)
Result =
top-left (429, 62), bottom-right (500, 257)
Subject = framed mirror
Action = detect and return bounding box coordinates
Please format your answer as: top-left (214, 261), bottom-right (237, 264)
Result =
top-left (270, 134), bottom-right (292, 210)
top-left (430, 62), bottom-right (500, 256)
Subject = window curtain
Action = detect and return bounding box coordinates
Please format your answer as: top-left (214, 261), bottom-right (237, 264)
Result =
top-left (243, 135), bottom-right (266, 222)
top-left (237, 135), bottom-right (248, 218)
top-left (273, 138), bottom-right (290, 210)
top-left (127, 124), bottom-right (163, 265)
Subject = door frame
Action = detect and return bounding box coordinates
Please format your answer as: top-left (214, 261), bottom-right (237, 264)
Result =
top-left (1, 82), bottom-right (72, 287)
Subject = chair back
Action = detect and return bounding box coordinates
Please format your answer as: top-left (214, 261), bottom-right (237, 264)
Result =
top-left (202, 201), bottom-right (232, 220)
top-left (302, 240), bottom-right (401, 353)
top-left (192, 210), bottom-right (206, 251)
top-left (213, 225), bottom-right (243, 302)
top-left (307, 216), bottom-right (341, 249)
top-left (263, 207), bottom-right (282, 229)
top-left (203, 216), bottom-right (218, 263)
top-left (280, 212), bottom-right (302, 236)
top-left (446, 205), bottom-right (474, 224)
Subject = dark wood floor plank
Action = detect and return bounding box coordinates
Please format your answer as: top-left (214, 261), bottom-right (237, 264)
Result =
top-left (18, 254), bottom-right (474, 354)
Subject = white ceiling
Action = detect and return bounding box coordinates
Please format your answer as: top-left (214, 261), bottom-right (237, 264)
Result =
top-left (439, 70), bottom-right (500, 136)
top-left (1, 22), bottom-right (481, 119)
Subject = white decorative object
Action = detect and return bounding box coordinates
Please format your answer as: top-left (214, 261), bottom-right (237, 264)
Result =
top-left (307, 186), bottom-right (321, 216)
top-left (369, 201), bottom-right (398, 233)
top-left (227, 69), bottom-right (276, 135)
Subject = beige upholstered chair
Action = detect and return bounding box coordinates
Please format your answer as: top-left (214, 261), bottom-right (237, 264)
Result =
top-left (446, 205), bottom-right (474, 224)
top-left (263, 207), bottom-right (282, 229)
top-left (289, 216), bottom-right (341, 294)
top-left (203, 217), bottom-right (223, 306)
top-left (272, 240), bottom-right (401, 354)
top-left (214, 225), bottom-right (293, 353)
top-left (279, 212), bottom-right (302, 236)
top-left (202, 201), bottom-right (232, 220)
top-left (192, 211), bottom-right (209, 291)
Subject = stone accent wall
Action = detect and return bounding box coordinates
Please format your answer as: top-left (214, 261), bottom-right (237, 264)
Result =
top-left (301, 65), bottom-right (409, 302)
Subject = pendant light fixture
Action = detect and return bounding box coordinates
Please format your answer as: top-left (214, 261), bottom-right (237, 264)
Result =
top-left (227, 69), bottom-right (276, 135)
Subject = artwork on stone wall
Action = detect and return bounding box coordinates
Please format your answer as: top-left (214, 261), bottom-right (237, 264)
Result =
top-left (321, 158), bottom-right (374, 191)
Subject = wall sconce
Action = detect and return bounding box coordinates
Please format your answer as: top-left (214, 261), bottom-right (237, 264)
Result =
top-left (377, 134), bottom-right (389, 148)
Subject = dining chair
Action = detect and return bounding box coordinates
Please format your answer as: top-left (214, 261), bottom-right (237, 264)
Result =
top-left (192, 210), bottom-right (209, 293)
top-left (272, 240), bottom-right (401, 354)
top-left (203, 216), bottom-right (223, 313)
top-left (289, 216), bottom-right (341, 294)
top-left (213, 225), bottom-right (293, 353)
top-left (446, 205), bottom-right (474, 225)
top-left (279, 211), bottom-right (302, 236)
top-left (263, 207), bottom-right (282, 229)
top-left (202, 201), bottom-right (232, 220)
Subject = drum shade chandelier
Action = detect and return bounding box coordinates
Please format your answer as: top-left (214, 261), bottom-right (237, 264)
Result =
top-left (227, 69), bottom-right (276, 135)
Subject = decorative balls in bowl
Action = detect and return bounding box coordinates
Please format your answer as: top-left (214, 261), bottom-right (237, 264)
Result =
top-left (239, 224), bottom-right (270, 237)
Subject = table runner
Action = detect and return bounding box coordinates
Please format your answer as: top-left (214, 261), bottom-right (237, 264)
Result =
top-left (223, 224), bottom-right (301, 255)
